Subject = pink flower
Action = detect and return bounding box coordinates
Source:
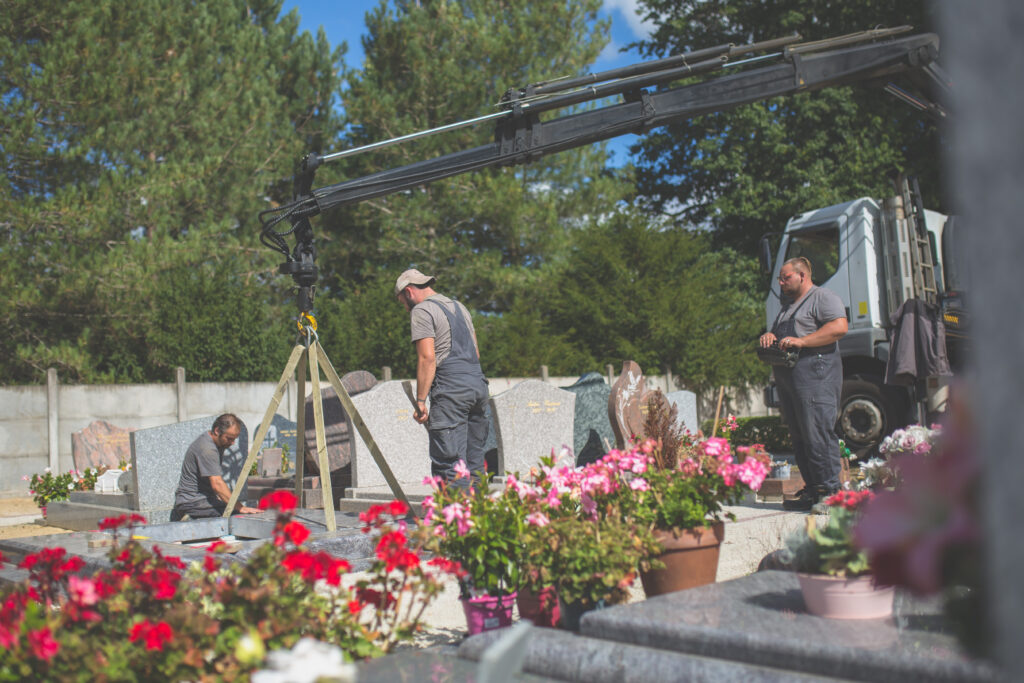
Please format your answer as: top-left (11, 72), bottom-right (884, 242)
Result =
top-left (453, 460), bottom-right (471, 479)
top-left (422, 475), bottom-right (443, 488)
top-left (68, 576), bottom-right (99, 606)
top-left (442, 503), bottom-right (474, 536)
top-left (701, 437), bottom-right (731, 462)
top-left (629, 477), bottom-right (649, 492)
top-left (525, 512), bottom-right (550, 527)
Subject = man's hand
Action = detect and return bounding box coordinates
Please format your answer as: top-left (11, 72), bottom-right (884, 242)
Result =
top-left (777, 335), bottom-right (804, 350)
top-left (759, 332), bottom-right (777, 348)
top-left (237, 505), bottom-right (260, 514)
top-left (414, 402), bottom-right (429, 424)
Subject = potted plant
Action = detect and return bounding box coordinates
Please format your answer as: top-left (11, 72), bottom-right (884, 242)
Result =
top-left (632, 399), bottom-right (771, 596)
top-left (418, 468), bottom-right (526, 635)
top-left (25, 467), bottom-right (104, 514)
top-left (781, 489), bottom-right (895, 619)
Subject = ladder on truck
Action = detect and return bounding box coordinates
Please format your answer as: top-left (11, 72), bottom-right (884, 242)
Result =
top-left (881, 175), bottom-right (939, 315)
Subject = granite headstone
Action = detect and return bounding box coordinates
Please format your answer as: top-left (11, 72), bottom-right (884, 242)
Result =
top-left (72, 420), bottom-right (135, 471)
top-left (303, 370), bottom-right (377, 474)
top-left (564, 372), bottom-right (614, 466)
top-left (349, 380), bottom-right (431, 489)
top-left (608, 361), bottom-right (668, 448)
top-left (665, 390), bottom-right (699, 436)
top-left (490, 380), bottom-right (575, 477)
top-left (256, 413), bottom-right (298, 459)
top-left (130, 416), bottom-right (249, 515)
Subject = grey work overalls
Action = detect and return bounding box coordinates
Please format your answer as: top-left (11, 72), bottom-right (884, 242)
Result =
top-left (423, 298), bottom-right (490, 486)
top-left (771, 289), bottom-right (844, 492)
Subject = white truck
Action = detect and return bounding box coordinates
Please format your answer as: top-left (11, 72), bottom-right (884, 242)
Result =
top-left (760, 176), bottom-right (966, 452)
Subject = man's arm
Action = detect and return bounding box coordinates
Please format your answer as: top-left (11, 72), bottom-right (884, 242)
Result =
top-left (414, 337), bottom-right (436, 424)
top-left (778, 317), bottom-right (849, 350)
top-left (207, 475), bottom-right (259, 514)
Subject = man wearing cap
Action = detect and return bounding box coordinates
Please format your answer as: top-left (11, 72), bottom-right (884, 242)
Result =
top-left (395, 269), bottom-right (489, 487)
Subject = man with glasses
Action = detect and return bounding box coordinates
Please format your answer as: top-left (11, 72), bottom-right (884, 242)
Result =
top-left (759, 257), bottom-right (848, 512)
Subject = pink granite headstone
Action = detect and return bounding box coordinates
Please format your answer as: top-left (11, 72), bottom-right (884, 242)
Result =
top-left (71, 420), bottom-right (134, 471)
top-left (607, 361), bottom-right (668, 449)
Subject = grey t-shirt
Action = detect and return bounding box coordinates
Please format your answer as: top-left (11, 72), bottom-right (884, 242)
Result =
top-left (775, 285), bottom-right (847, 339)
top-left (174, 432), bottom-right (223, 507)
top-left (410, 294), bottom-right (477, 365)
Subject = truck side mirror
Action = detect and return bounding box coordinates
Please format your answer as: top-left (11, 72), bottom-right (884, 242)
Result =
top-left (758, 236), bottom-right (772, 276)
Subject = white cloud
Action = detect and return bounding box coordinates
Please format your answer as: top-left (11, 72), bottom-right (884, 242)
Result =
top-left (603, 0), bottom-right (657, 39)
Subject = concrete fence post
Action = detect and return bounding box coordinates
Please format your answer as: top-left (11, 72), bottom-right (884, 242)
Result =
top-left (382, 366), bottom-right (392, 381)
top-left (176, 367), bottom-right (187, 422)
top-left (665, 367), bottom-right (674, 391)
top-left (540, 365), bottom-right (549, 382)
top-left (47, 368), bottom-right (59, 472)
top-left (606, 364), bottom-right (615, 385)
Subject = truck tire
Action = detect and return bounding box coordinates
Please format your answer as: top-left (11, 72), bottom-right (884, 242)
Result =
top-left (838, 378), bottom-right (899, 453)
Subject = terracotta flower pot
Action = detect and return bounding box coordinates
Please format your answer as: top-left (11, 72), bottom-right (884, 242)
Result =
top-left (640, 522), bottom-right (725, 597)
top-left (461, 592), bottom-right (516, 635)
top-left (797, 573), bottom-right (895, 619)
top-left (516, 586), bottom-right (560, 628)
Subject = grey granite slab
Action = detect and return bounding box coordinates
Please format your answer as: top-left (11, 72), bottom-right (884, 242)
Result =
top-left (564, 372), bottom-right (614, 467)
top-left (490, 380), bottom-right (575, 477)
top-left (460, 627), bottom-right (838, 683)
top-left (358, 650), bottom-right (558, 683)
top-left (130, 416), bottom-right (250, 513)
top-left (349, 380), bottom-right (431, 490)
top-left (580, 571), bottom-right (999, 683)
top-left (665, 389), bottom-right (698, 435)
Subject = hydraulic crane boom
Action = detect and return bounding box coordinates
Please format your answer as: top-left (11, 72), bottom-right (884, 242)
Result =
top-left (260, 28), bottom-right (945, 311)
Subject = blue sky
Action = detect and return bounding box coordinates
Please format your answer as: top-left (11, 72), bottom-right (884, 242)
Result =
top-left (281, 0), bottom-right (657, 163)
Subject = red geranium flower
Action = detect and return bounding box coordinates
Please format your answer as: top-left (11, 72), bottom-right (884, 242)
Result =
top-left (130, 620), bottom-right (174, 651)
top-left (388, 500), bottom-right (409, 517)
top-left (275, 520), bottom-right (311, 547)
top-left (28, 627), bottom-right (59, 661)
top-left (359, 504), bottom-right (387, 529)
top-left (259, 490), bottom-right (297, 512)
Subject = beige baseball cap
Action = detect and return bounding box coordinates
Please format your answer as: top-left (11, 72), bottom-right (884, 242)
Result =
top-left (394, 268), bottom-right (436, 296)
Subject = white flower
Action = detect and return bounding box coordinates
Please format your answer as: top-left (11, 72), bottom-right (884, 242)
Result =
top-left (67, 482), bottom-right (75, 490)
top-left (252, 638), bottom-right (356, 683)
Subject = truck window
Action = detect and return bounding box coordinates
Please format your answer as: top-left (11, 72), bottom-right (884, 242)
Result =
top-left (784, 224), bottom-right (840, 285)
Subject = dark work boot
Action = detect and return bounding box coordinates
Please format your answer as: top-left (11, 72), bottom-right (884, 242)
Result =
top-left (810, 486), bottom-right (840, 515)
top-left (782, 488), bottom-right (815, 512)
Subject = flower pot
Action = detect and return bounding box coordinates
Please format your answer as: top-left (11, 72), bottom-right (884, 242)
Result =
top-left (770, 464), bottom-right (791, 480)
top-left (461, 592), bottom-right (517, 635)
top-left (797, 573), bottom-right (895, 619)
top-left (557, 596), bottom-right (607, 632)
top-left (516, 586), bottom-right (560, 628)
top-left (640, 522), bottom-right (725, 597)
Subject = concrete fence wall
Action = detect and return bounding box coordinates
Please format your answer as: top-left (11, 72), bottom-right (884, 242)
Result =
top-left (0, 366), bottom-right (773, 496)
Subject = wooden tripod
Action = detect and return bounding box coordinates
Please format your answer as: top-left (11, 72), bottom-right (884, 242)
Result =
top-left (224, 328), bottom-right (412, 531)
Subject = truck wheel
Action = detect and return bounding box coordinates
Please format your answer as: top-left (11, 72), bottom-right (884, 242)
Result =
top-left (838, 378), bottom-right (895, 452)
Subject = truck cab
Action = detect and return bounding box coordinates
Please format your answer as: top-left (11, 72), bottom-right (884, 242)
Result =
top-left (763, 184), bottom-right (951, 452)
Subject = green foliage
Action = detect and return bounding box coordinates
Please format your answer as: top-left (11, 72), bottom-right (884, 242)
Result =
top-left (700, 416), bottom-right (793, 452)
top-left (631, 0), bottom-right (945, 254)
top-left (528, 209), bottom-right (767, 390)
top-left (542, 515), bottom-right (647, 607)
top-left (1, 0), bottom-right (344, 383)
top-left (26, 467), bottom-right (103, 508)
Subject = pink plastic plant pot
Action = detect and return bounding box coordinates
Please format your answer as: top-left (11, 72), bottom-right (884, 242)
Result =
top-left (461, 592), bottom-right (517, 635)
top-left (797, 573), bottom-right (895, 619)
